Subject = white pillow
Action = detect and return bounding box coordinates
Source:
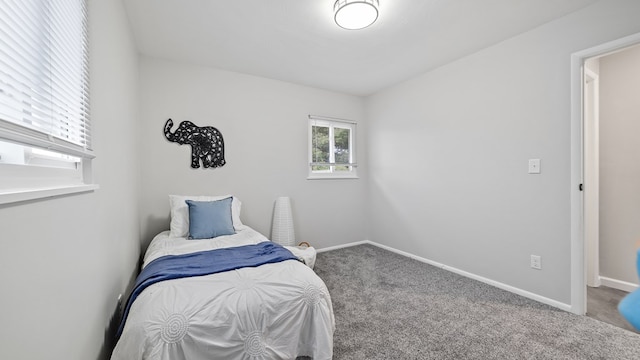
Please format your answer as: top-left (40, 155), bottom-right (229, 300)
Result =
top-left (169, 194), bottom-right (245, 238)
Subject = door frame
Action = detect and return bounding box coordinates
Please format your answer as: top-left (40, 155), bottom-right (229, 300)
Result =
top-left (584, 67), bottom-right (600, 289)
top-left (570, 32), bottom-right (640, 315)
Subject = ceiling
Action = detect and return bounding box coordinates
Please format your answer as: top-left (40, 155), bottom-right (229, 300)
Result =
top-left (122, 0), bottom-right (599, 96)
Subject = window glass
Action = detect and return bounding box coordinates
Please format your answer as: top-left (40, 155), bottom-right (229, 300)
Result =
top-left (334, 127), bottom-right (350, 171)
top-left (0, 141), bottom-right (79, 169)
top-left (312, 125), bottom-right (330, 171)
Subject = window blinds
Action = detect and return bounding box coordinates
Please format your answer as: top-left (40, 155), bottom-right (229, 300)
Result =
top-left (0, 0), bottom-right (92, 158)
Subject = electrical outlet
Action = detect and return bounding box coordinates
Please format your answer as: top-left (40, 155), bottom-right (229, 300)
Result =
top-left (531, 255), bottom-right (542, 270)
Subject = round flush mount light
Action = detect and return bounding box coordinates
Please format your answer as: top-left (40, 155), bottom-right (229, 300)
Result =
top-left (334, 0), bottom-right (379, 30)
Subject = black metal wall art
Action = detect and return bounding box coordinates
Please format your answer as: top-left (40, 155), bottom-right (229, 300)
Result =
top-left (164, 118), bottom-right (226, 169)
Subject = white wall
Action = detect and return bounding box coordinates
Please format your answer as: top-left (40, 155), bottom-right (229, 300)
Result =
top-left (138, 56), bottom-right (367, 249)
top-left (599, 45), bottom-right (640, 286)
top-left (365, 0), bottom-right (640, 305)
top-left (0, 0), bottom-right (141, 359)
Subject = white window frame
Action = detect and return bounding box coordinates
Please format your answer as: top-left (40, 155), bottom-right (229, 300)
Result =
top-left (0, 0), bottom-right (97, 204)
top-left (307, 115), bottom-right (358, 180)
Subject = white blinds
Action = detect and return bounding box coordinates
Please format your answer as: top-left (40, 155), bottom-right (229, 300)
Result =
top-left (0, 0), bottom-right (92, 158)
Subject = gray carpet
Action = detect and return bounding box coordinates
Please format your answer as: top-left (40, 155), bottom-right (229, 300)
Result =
top-left (314, 244), bottom-right (640, 360)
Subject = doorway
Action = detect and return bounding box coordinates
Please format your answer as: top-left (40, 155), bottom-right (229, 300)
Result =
top-left (570, 33), bottom-right (640, 331)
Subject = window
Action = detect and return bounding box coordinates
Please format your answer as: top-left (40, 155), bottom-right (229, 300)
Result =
top-left (0, 0), bottom-right (95, 204)
top-left (308, 115), bottom-right (357, 179)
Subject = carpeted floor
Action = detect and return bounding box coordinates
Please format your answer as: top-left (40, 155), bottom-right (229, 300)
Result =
top-left (314, 244), bottom-right (640, 360)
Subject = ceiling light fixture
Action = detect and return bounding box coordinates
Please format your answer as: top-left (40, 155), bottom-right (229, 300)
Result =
top-left (334, 0), bottom-right (379, 30)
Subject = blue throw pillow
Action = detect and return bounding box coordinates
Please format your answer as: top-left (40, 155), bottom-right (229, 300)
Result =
top-left (186, 197), bottom-right (236, 239)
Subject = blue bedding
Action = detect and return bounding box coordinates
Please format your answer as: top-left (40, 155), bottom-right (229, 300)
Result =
top-left (116, 241), bottom-right (298, 338)
top-left (619, 248), bottom-right (640, 330)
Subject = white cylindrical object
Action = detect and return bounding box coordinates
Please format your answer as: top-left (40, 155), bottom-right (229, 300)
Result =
top-left (271, 196), bottom-right (295, 246)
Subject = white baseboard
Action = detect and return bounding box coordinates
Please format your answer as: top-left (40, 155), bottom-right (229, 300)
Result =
top-left (319, 240), bottom-right (572, 312)
top-left (600, 276), bottom-right (638, 293)
top-left (316, 240), bottom-right (370, 253)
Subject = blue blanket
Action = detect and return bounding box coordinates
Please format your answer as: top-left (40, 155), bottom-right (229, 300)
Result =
top-left (116, 241), bottom-right (297, 338)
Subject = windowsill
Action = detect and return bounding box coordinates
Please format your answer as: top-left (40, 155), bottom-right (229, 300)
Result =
top-left (0, 184), bottom-right (99, 205)
top-left (307, 175), bottom-right (359, 180)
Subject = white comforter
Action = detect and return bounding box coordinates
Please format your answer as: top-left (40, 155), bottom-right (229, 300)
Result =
top-left (111, 228), bottom-right (335, 360)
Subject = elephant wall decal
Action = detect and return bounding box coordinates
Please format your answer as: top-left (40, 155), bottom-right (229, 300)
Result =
top-left (164, 118), bottom-right (226, 169)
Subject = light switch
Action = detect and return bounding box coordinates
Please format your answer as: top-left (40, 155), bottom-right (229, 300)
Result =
top-left (528, 159), bottom-right (541, 174)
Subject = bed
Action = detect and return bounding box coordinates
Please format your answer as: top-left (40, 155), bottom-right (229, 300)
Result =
top-left (110, 195), bottom-right (335, 360)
